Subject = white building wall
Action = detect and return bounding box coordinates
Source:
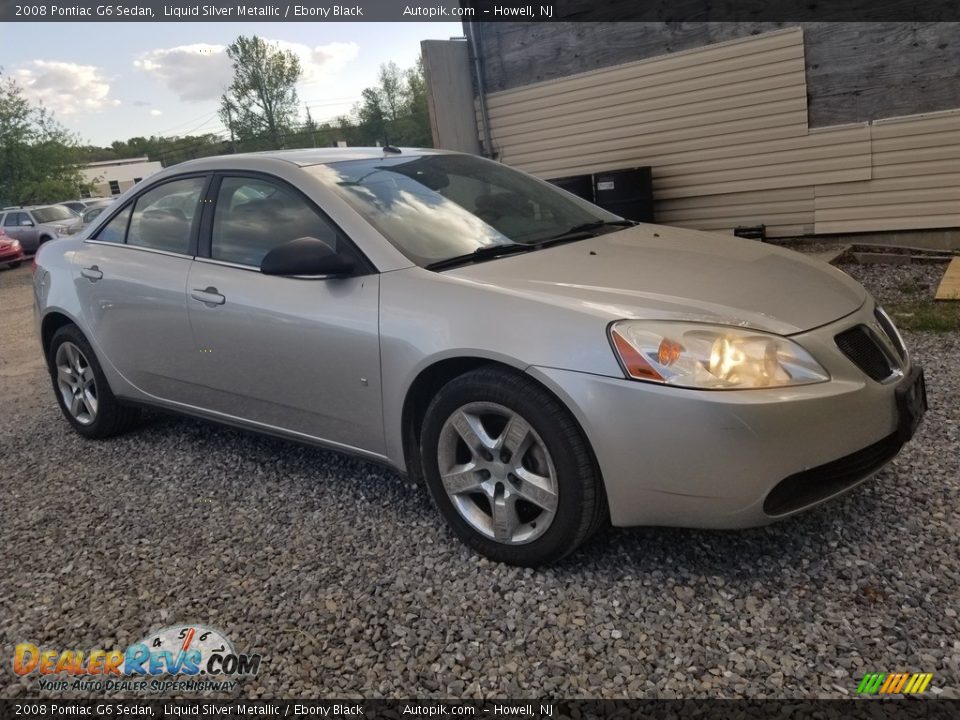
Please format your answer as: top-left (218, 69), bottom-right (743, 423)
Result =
top-left (80, 157), bottom-right (163, 197)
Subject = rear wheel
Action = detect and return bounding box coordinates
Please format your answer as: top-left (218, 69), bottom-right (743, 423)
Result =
top-left (8, 261), bottom-right (22, 268)
top-left (420, 367), bottom-right (607, 566)
top-left (48, 325), bottom-right (138, 438)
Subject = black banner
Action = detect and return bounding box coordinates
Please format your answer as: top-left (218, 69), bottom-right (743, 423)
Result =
top-left (0, 700), bottom-right (957, 720)
top-left (1, 0), bottom-right (958, 22)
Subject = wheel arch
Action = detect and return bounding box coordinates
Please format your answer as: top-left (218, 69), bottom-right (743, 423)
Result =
top-left (399, 357), bottom-right (607, 505)
top-left (40, 311), bottom-right (78, 362)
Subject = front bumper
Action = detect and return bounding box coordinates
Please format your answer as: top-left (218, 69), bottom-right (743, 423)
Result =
top-left (528, 300), bottom-right (919, 529)
top-left (0, 247), bottom-right (24, 264)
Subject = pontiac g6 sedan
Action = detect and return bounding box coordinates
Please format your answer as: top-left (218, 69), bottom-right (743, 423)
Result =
top-left (33, 148), bottom-right (927, 566)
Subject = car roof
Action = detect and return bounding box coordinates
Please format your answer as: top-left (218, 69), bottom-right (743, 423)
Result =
top-left (174, 146), bottom-right (454, 172)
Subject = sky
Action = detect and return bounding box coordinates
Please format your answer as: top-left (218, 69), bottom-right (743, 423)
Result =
top-left (0, 22), bottom-right (465, 147)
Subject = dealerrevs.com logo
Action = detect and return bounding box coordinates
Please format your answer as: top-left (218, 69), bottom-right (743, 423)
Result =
top-left (13, 624), bottom-right (261, 693)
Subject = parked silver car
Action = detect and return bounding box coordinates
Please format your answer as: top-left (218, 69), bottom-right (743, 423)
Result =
top-left (33, 148), bottom-right (927, 566)
top-left (79, 200), bottom-right (116, 227)
top-left (60, 199), bottom-right (111, 215)
top-left (1, 205), bottom-right (83, 253)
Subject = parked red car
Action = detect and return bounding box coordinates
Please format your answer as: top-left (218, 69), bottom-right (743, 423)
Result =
top-left (0, 229), bottom-right (25, 268)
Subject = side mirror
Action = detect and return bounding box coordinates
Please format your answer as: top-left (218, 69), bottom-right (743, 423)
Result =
top-left (260, 236), bottom-right (355, 277)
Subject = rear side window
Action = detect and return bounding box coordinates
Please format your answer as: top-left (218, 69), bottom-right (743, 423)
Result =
top-left (94, 206), bottom-right (132, 244)
top-left (126, 177), bottom-right (205, 254)
top-left (211, 176), bottom-right (340, 267)
top-left (4, 212), bottom-right (25, 227)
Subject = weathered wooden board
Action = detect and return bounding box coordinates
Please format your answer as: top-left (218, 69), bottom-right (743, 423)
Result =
top-left (935, 258), bottom-right (960, 300)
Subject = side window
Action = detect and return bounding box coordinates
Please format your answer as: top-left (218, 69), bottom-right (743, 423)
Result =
top-left (4, 212), bottom-right (24, 227)
top-left (211, 176), bottom-right (340, 267)
top-left (126, 177), bottom-right (205, 254)
top-left (94, 205), bottom-right (132, 244)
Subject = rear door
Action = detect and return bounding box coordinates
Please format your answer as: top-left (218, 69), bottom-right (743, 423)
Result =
top-left (75, 175), bottom-right (208, 402)
top-left (184, 173), bottom-right (384, 455)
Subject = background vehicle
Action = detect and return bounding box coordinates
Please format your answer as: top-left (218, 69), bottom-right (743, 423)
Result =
top-left (0, 205), bottom-right (83, 253)
top-left (0, 228), bottom-right (24, 268)
top-left (61, 198), bottom-right (114, 220)
top-left (32, 149), bottom-right (925, 566)
top-left (79, 200), bottom-right (115, 227)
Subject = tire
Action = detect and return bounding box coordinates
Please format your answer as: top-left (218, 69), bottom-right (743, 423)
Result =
top-left (420, 366), bottom-right (607, 566)
top-left (8, 261), bottom-right (22, 268)
top-left (47, 325), bottom-right (139, 439)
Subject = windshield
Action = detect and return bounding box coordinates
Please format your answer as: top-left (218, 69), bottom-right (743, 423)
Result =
top-left (32, 206), bottom-right (76, 223)
top-left (307, 154), bottom-right (621, 266)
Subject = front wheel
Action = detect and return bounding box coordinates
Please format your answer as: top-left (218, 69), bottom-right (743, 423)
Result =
top-left (420, 367), bottom-right (607, 566)
top-left (8, 261), bottom-right (22, 269)
top-left (48, 325), bottom-right (139, 438)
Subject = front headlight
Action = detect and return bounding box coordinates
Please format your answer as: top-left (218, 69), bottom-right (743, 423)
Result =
top-left (609, 320), bottom-right (830, 389)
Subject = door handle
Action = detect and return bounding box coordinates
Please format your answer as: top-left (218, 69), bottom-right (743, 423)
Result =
top-left (191, 286), bottom-right (226, 306)
top-left (80, 265), bottom-right (103, 282)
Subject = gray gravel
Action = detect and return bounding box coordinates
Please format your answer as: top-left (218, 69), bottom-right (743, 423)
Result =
top-left (1, 261), bottom-right (958, 700)
top-left (838, 261), bottom-right (946, 306)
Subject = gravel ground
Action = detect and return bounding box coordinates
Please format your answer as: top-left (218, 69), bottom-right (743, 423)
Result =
top-left (837, 262), bottom-right (945, 306)
top-left (1, 259), bottom-right (958, 700)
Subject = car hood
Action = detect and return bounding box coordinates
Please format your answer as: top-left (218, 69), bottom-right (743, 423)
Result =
top-left (446, 225), bottom-right (867, 335)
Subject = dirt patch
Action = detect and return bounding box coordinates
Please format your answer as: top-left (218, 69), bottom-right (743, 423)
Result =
top-left (0, 264), bottom-right (48, 421)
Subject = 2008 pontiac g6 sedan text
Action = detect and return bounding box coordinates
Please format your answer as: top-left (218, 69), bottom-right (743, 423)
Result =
top-left (33, 148), bottom-right (927, 566)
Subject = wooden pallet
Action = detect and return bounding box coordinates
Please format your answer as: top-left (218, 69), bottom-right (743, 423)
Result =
top-left (935, 257), bottom-right (960, 301)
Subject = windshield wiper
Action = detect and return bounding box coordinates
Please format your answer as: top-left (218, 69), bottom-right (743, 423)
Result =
top-left (533, 219), bottom-right (637, 248)
top-left (425, 243), bottom-right (535, 271)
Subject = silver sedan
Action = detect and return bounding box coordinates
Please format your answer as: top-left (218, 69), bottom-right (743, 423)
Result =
top-left (33, 148), bottom-right (927, 566)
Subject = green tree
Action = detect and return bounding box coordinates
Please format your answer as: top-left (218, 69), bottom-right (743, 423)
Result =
top-left (349, 60), bottom-right (432, 147)
top-left (219, 35), bottom-right (302, 151)
top-left (0, 71), bottom-right (89, 205)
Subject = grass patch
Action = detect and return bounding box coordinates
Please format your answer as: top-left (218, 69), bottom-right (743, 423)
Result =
top-left (896, 278), bottom-right (925, 295)
top-left (886, 301), bottom-right (960, 332)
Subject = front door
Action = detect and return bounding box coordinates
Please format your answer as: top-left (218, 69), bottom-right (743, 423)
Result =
top-left (184, 174), bottom-right (384, 455)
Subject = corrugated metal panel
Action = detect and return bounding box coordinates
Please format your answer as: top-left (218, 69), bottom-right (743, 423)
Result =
top-left (500, 88), bottom-right (806, 158)
top-left (479, 28), bottom-right (960, 236)
top-left (814, 111), bottom-right (960, 234)
top-left (484, 30), bottom-right (811, 173)
top-left (517, 118), bottom-right (807, 178)
top-left (655, 187), bottom-right (814, 238)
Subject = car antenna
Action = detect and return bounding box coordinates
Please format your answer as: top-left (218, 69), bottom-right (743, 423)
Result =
top-left (382, 145), bottom-right (402, 155)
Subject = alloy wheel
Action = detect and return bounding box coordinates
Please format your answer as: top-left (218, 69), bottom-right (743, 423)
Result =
top-left (55, 341), bottom-right (98, 425)
top-left (437, 401), bottom-right (558, 544)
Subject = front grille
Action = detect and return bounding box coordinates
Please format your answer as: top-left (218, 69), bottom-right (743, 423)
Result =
top-left (835, 325), bottom-right (894, 381)
top-left (763, 432), bottom-right (903, 516)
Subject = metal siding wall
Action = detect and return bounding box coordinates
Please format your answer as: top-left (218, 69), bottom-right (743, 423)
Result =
top-left (480, 28), bottom-right (960, 237)
top-left (814, 110), bottom-right (960, 234)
